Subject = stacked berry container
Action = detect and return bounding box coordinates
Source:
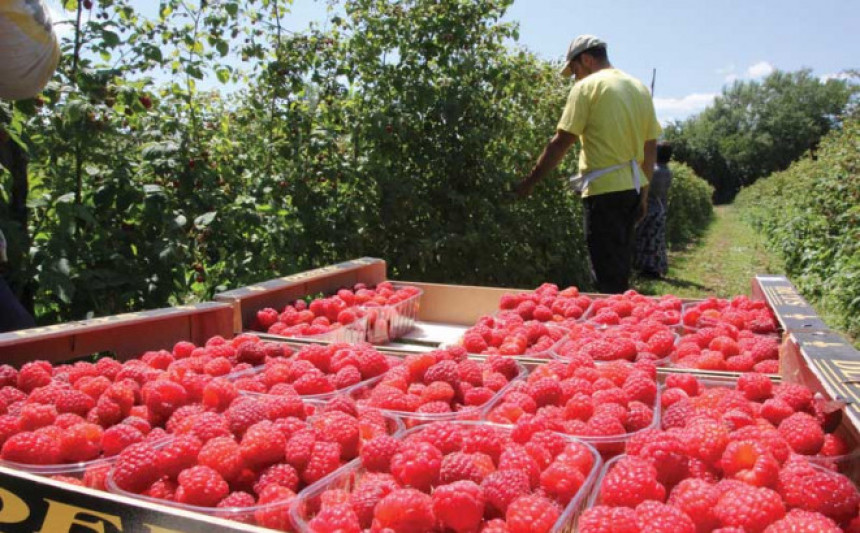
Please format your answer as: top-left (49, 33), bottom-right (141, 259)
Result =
top-left (670, 324), bottom-right (782, 374)
top-left (583, 291), bottom-right (683, 328)
top-left (680, 295), bottom-right (780, 336)
top-left (459, 316), bottom-right (570, 360)
top-left (105, 397), bottom-right (403, 531)
top-left (550, 321), bottom-right (679, 366)
top-left (355, 347), bottom-right (528, 428)
top-left (226, 342), bottom-right (401, 403)
top-left (483, 359), bottom-right (661, 457)
top-left (358, 282), bottom-right (423, 344)
top-left (290, 420), bottom-right (602, 533)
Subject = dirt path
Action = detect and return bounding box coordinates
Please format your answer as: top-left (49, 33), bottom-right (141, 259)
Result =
top-left (633, 205), bottom-right (785, 299)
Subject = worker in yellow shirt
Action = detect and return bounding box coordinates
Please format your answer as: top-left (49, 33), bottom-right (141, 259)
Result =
top-left (517, 35), bottom-right (661, 294)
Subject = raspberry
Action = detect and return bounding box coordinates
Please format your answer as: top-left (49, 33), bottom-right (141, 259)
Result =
top-left (721, 440), bottom-right (779, 487)
top-left (111, 441), bottom-right (164, 493)
top-left (334, 365), bottom-right (362, 390)
top-left (350, 474), bottom-right (398, 528)
top-left (153, 433), bottom-right (200, 476)
top-left (198, 436), bottom-right (244, 483)
top-left (359, 435), bottom-right (400, 473)
top-left (773, 383), bottom-right (813, 412)
top-left (599, 456), bottom-right (665, 507)
top-left (777, 460), bottom-right (860, 523)
top-left (438, 451), bottom-right (492, 485)
top-left (761, 398), bottom-right (795, 426)
top-left (253, 463), bottom-right (299, 495)
top-left (498, 445), bottom-right (541, 489)
top-left (578, 506), bottom-right (640, 533)
top-left (389, 441), bottom-right (442, 491)
top-left (664, 374), bottom-right (701, 397)
top-left (201, 378), bottom-right (238, 412)
top-left (101, 424), bottom-right (145, 457)
top-left (462, 424), bottom-right (506, 462)
top-left (423, 360), bottom-right (459, 386)
top-left (540, 458), bottom-right (585, 505)
top-left (432, 480), bottom-right (485, 533)
top-left (714, 484), bottom-right (785, 533)
top-left (302, 441), bottom-right (341, 485)
top-left (482, 469), bottom-right (531, 515)
top-left (777, 412), bottom-right (824, 455)
top-left (16, 362), bottom-right (52, 393)
top-left (253, 485), bottom-right (296, 531)
top-left (284, 428), bottom-right (316, 472)
top-left (372, 488), bottom-right (435, 532)
top-left (240, 420), bottom-right (286, 469)
top-left (682, 417), bottom-right (730, 466)
top-left (623, 373), bottom-right (658, 405)
top-left (308, 502), bottom-right (361, 533)
top-left (506, 495), bottom-right (560, 533)
top-left (217, 491), bottom-right (256, 509)
top-left (627, 428), bottom-right (689, 486)
top-left (1, 431), bottom-right (62, 465)
top-left (421, 380), bottom-right (456, 404)
top-left (175, 465), bottom-right (229, 507)
top-left (763, 509), bottom-right (841, 533)
top-left (527, 378), bottom-right (562, 407)
top-left (59, 423), bottom-right (103, 462)
top-left (226, 398), bottom-right (268, 438)
top-left (635, 500), bottom-right (696, 533)
top-left (54, 389), bottom-right (96, 417)
top-left (463, 332), bottom-right (489, 353)
top-left (412, 421), bottom-right (464, 455)
top-left (668, 478), bottom-right (720, 532)
top-left (176, 412), bottom-right (232, 444)
top-left (141, 380), bottom-right (188, 420)
top-left (312, 410), bottom-right (360, 459)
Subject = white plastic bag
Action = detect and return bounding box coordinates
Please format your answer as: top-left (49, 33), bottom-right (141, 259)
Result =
top-left (0, 0), bottom-right (61, 100)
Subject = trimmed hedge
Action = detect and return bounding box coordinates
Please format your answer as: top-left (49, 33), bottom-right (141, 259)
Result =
top-left (666, 162), bottom-right (714, 250)
top-left (736, 118), bottom-right (860, 341)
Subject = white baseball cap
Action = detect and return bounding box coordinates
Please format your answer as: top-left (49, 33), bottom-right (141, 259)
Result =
top-left (560, 35), bottom-right (606, 77)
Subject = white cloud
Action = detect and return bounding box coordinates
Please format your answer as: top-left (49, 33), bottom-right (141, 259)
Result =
top-left (820, 71), bottom-right (853, 82)
top-left (724, 73), bottom-right (739, 83)
top-left (654, 92), bottom-right (718, 123)
top-left (746, 61), bottom-right (774, 78)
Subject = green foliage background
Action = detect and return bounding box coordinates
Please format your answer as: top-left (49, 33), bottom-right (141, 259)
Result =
top-left (665, 162), bottom-right (714, 250)
top-left (0, 0), bottom-right (714, 324)
top-left (736, 118), bottom-right (860, 340)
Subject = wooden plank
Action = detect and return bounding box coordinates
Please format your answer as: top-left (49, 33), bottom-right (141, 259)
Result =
top-left (0, 303), bottom-right (234, 366)
top-left (215, 257), bottom-right (387, 332)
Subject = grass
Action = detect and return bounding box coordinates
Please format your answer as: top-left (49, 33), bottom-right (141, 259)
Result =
top-left (632, 205), bottom-right (786, 299)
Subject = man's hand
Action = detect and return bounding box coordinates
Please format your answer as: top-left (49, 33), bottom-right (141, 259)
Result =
top-left (636, 191), bottom-right (649, 224)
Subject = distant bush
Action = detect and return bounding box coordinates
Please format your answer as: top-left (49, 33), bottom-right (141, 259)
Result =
top-left (665, 162), bottom-right (714, 249)
top-left (737, 119), bottom-right (859, 340)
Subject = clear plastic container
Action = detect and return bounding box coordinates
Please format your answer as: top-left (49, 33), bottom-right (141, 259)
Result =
top-left (0, 454), bottom-right (115, 490)
top-left (549, 328), bottom-right (679, 367)
top-left (679, 301), bottom-right (782, 338)
top-left (296, 313), bottom-right (369, 344)
top-left (226, 351), bottom-right (402, 403)
top-left (360, 284), bottom-right (423, 344)
top-left (105, 408), bottom-right (403, 531)
top-left (458, 324), bottom-right (570, 361)
top-left (482, 387), bottom-right (662, 458)
top-left (289, 420), bottom-right (603, 533)
top-left (365, 361), bottom-right (528, 429)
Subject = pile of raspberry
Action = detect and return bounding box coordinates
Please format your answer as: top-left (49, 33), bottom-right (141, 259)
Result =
top-left (551, 320), bottom-right (677, 364)
top-left (107, 394), bottom-right (392, 530)
top-left (682, 295), bottom-right (779, 334)
top-left (485, 358), bottom-right (658, 455)
top-left (359, 347), bottom-right (521, 419)
top-left (0, 334), bottom-right (291, 472)
top-left (254, 282), bottom-right (421, 340)
top-left (304, 420), bottom-right (598, 533)
top-left (461, 313), bottom-right (568, 357)
top-left (580, 374), bottom-right (860, 532)
top-left (497, 283), bottom-right (593, 324)
top-left (230, 342), bottom-right (397, 398)
top-left (672, 323), bottom-right (781, 373)
top-left (586, 291), bottom-right (682, 327)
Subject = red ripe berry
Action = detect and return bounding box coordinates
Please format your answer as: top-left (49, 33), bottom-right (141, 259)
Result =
top-left (54, 389), bottom-right (96, 417)
top-left (59, 422), bottom-right (103, 462)
top-left (482, 469), bottom-right (531, 515)
top-left (540, 458), bottom-right (585, 505)
top-left (439, 451), bottom-right (494, 485)
top-left (682, 417), bottom-right (730, 466)
top-left (599, 456), bottom-right (665, 507)
top-left (198, 436), bottom-right (244, 483)
top-left (714, 484), bottom-right (785, 532)
top-left (141, 380), bottom-right (188, 419)
top-left (777, 412), bottom-right (824, 455)
top-left (302, 441), bottom-right (342, 485)
top-left (101, 424), bottom-right (145, 457)
top-left (773, 383), bottom-right (813, 412)
top-left (256, 308), bottom-right (279, 329)
top-left (201, 378), bottom-right (238, 412)
top-left (253, 463), bottom-right (299, 495)
top-left (311, 410), bottom-right (360, 459)
top-left (253, 485), bottom-right (296, 530)
top-left (16, 362), bottom-right (52, 393)
top-left (240, 421), bottom-right (286, 469)
top-left (371, 488), bottom-right (435, 533)
top-left (158, 435), bottom-right (203, 478)
top-left (18, 403), bottom-right (58, 431)
top-left (359, 435), bottom-right (400, 473)
top-left (506, 494), bottom-right (561, 533)
top-left (111, 441), bottom-right (164, 493)
top-left (217, 491), bottom-right (256, 509)
top-left (668, 478), bottom-right (720, 532)
top-left (578, 505), bottom-right (640, 533)
top-left (411, 421), bottom-right (464, 455)
top-left (627, 428), bottom-right (689, 486)
top-left (634, 500), bottom-right (696, 533)
top-left (390, 441), bottom-right (442, 491)
top-left (1, 431), bottom-right (62, 465)
top-left (761, 398), bottom-right (795, 426)
top-left (308, 502), bottom-right (361, 533)
top-left (721, 440), bottom-right (780, 487)
top-left (225, 398), bottom-right (268, 438)
top-left (175, 465), bottom-right (229, 507)
top-left (462, 424), bottom-right (506, 462)
top-left (433, 480), bottom-right (485, 533)
top-left (764, 509), bottom-right (841, 533)
top-left (499, 445), bottom-right (541, 489)
top-left (777, 460), bottom-right (860, 523)
top-left (350, 474), bottom-right (398, 528)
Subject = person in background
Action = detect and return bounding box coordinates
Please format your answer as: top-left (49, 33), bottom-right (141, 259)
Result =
top-left (634, 141), bottom-right (673, 278)
top-left (0, 0), bottom-right (59, 332)
top-left (517, 35), bottom-right (661, 293)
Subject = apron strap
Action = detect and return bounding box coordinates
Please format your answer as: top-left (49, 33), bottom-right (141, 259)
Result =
top-left (570, 159), bottom-right (642, 194)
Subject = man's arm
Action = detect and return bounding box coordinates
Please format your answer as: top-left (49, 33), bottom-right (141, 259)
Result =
top-left (516, 130), bottom-right (578, 197)
top-left (636, 139), bottom-right (658, 222)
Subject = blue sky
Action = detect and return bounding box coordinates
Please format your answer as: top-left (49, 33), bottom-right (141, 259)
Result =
top-left (47, 0), bottom-right (859, 123)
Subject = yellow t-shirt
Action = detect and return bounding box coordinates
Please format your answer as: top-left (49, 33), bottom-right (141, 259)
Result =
top-left (557, 68), bottom-right (662, 197)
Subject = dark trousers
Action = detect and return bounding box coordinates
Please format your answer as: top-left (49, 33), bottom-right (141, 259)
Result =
top-left (0, 277), bottom-right (35, 333)
top-left (583, 189), bottom-right (641, 294)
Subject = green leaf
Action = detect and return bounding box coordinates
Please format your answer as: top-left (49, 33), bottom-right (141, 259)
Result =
top-left (216, 41), bottom-right (229, 57)
top-left (216, 67), bottom-right (230, 84)
top-left (102, 30), bottom-right (120, 48)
